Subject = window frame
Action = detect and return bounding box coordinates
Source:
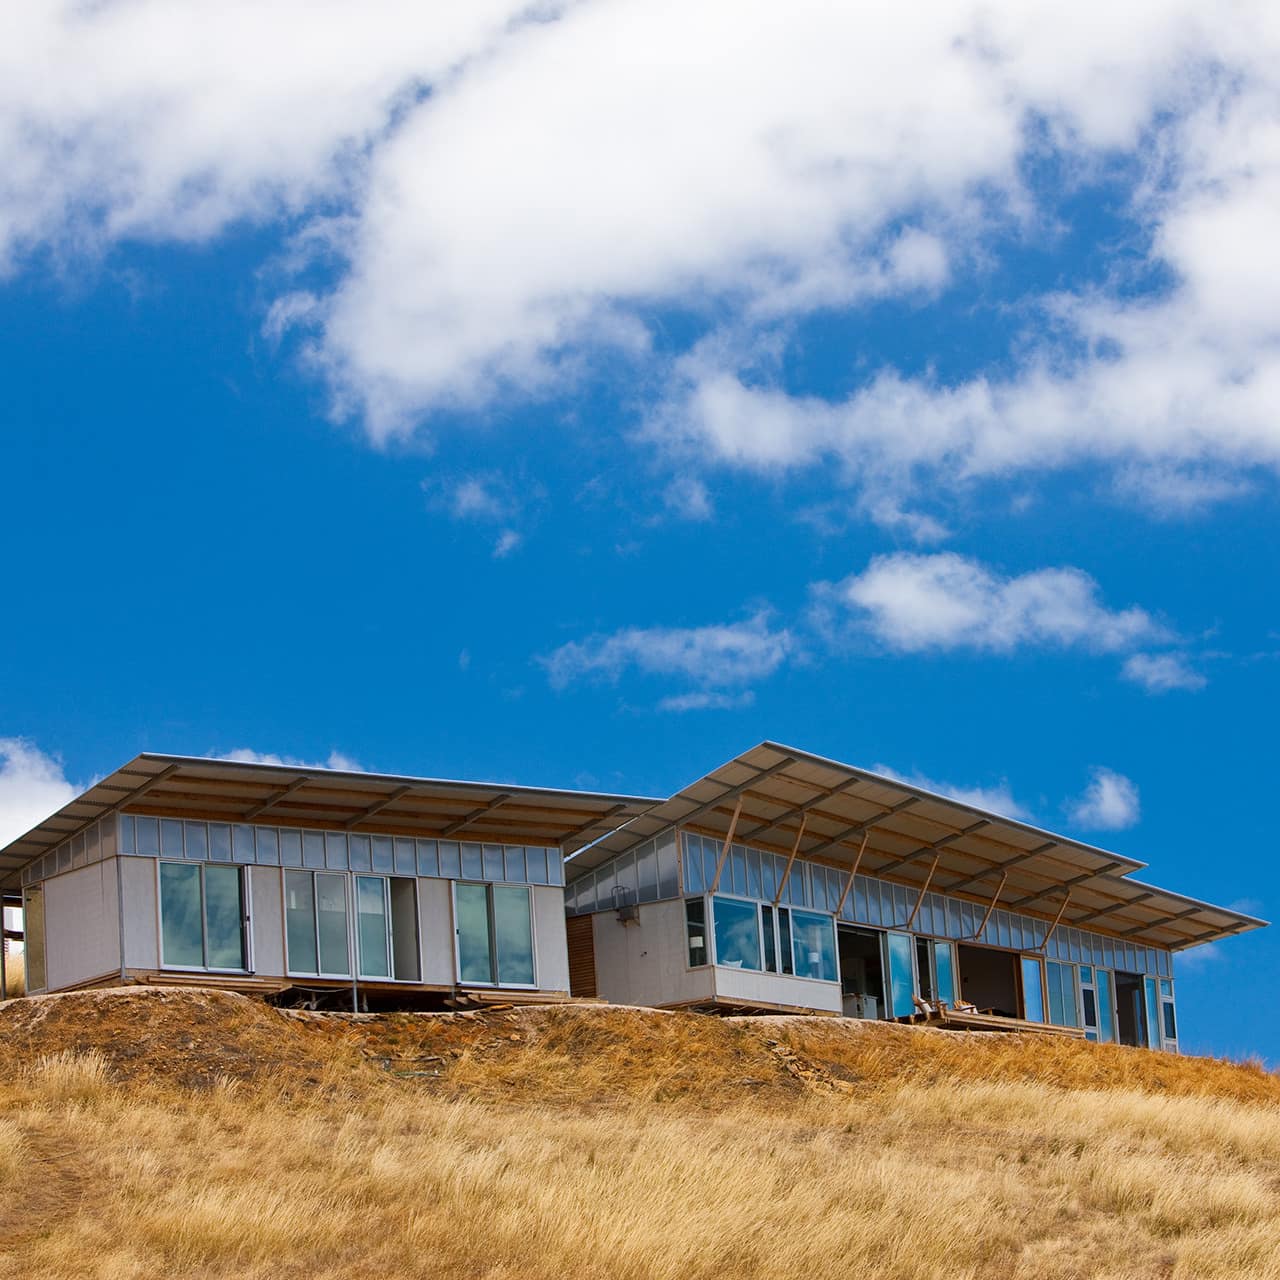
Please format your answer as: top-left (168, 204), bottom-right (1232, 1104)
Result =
top-left (452, 880), bottom-right (538, 990)
top-left (283, 868), bottom-right (353, 980)
top-left (156, 858), bottom-right (251, 974)
top-left (352, 873), bottom-right (422, 983)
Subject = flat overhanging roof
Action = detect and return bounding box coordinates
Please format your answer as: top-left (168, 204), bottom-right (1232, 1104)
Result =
top-left (0, 753), bottom-right (662, 891)
top-left (569, 741), bottom-right (1267, 952)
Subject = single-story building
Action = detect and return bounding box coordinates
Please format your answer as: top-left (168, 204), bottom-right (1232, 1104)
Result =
top-left (0, 743), bottom-right (1264, 1049)
top-left (0, 753), bottom-right (658, 1008)
top-left (562, 743), bottom-right (1265, 1049)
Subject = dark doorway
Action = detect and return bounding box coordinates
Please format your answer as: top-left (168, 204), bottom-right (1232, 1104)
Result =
top-left (957, 945), bottom-right (1020, 1018)
top-left (838, 925), bottom-right (885, 1019)
top-left (1115, 971), bottom-right (1146, 1046)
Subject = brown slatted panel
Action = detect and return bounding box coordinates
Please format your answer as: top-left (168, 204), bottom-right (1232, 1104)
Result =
top-left (566, 914), bottom-right (597, 999)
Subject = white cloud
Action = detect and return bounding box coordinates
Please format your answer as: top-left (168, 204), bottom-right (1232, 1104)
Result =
top-left (8, 0), bottom-right (1278, 478)
top-left (450, 477), bottom-right (509, 523)
top-left (492, 529), bottom-right (522, 558)
top-left (662, 474), bottom-right (713, 522)
top-left (657, 690), bottom-right (755, 713)
top-left (1067, 767), bottom-right (1140, 830)
top-left (0, 2), bottom-right (531, 269)
top-left (1121, 651), bottom-right (1207, 693)
top-left (832, 552), bottom-right (1163, 654)
top-left (544, 611), bottom-right (792, 692)
top-left (220, 748), bottom-right (362, 772)
top-left (0, 738), bottom-right (78, 847)
top-left (872, 763), bottom-right (1029, 821)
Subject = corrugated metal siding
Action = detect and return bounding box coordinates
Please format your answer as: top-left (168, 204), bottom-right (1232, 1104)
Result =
top-left (566, 913), bottom-right (596, 998)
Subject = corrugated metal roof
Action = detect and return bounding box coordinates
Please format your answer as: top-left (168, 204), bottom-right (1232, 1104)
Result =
top-left (0, 753), bottom-right (663, 891)
top-left (568, 741), bottom-right (1266, 951)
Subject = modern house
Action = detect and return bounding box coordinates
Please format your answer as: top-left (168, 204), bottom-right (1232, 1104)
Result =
top-left (0, 754), bottom-right (658, 1008)
top-left (563, 743), bottom-right (1265, 1049)
top-left (0, 743), bottom-right (1264, 1049)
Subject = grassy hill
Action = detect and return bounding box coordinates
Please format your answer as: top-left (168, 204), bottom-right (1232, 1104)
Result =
top-left (1, 989), bottom-right (1278, 1279)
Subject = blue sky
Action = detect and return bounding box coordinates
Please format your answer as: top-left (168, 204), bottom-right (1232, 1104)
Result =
top-left (1, 2), bottom-right (1278, 1062)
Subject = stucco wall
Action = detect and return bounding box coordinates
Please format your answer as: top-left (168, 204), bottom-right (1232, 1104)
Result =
top-left (43, 859), bottom-right (122, 990)
top-left (121, 855), bottom-right (160, 971)
top-left (532, 886), bottom-right (570, 993)
top-left (590, 899), bottom-right (715, 1008)
top-left (712, 965), bottom-right (841, 1012)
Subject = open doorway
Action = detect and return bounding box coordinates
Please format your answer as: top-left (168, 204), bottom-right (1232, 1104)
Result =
top-left (1114, 971), bottom-right (1146, 1046)
top-left (837, 925), bottom-right (885, 1019)
top-left (957, 945), bottom-right (1020, 1018)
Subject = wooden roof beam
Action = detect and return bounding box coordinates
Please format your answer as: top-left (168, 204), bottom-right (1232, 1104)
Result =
top-left (946, 841), bottom-right (1057, 894)
top-left (343, 785), bottom-right (416, 830)
top-left (802, 796), bottom-right (921, 859)
top-left (438, 793), bottom-right (512, 838)
top-left (244, 776), bottom-right (310, 821)
top-left (1006, 862), bottom-right (1127, 911)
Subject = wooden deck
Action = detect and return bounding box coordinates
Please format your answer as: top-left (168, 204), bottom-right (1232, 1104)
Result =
top-left (902, 1006), bottom-right (1087, 1037)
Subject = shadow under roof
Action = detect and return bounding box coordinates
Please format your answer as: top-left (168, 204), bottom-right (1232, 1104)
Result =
top-left (568, 741), bottom-right (1266, 952)
top-left (0, 753), bottom-right (663, 892)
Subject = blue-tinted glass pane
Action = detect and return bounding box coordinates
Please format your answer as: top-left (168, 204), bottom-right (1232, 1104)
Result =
top-left (885, 933), bottom-right (916, 1018)
top-left (416, 840), bottom-right (439, 877)
top-left (348, 834), bottom-right (371, 871)
top-left (1021, 957), bottom-right (1045, 1022)
top-left (683, 835), bottom-right (705, 893)
top-left (494, 886), bottom-right (535, 985)
top-left (303, 832), bottom-right (325, 868)
top-left (316, 873), bottom-right (350, 975)
top-left (790, 910), bottom-right (837, 982)
top-left (325, 832), bottom-right (349, 870)
top-left (280, 830), bottom-right (302, 867)
top-left (161, 819), bottom-right (184, 857)
top-left (372, 837), bottom-right (394, 874)
top-left (1144, 977), bottom-right (1161, 1047)
top-left (135, 817), bottom-right (160, 857)
top-left (185, 822), bottom-right (209, 861)
top-left (393, 838), bottom-right (416, 876)
top-left (356, 876), bottom-right (390, 978)
top-left (456, 883), bottom-right (493, 983)
top-left (656, 838), bottom-right (678, 898)
top-left (159, 862), bottom-right (203, 967)
top-left (255, 827), bottom-right (279, 865)
top-left (203, 866), bottom-right (244, 969)
top-left (232, 826), bottom-right (255, 864)
top-left (712, 897), bottom-right (761, 970)
top-left (284, 871), bottom-right (318, 974)
top-left (935, 942), bottom-right (956, 1005)
top-left (504, 846), bottom-right (526, 884)
top-left (461, 844), bottom-right (484, 880)
top-left (438, 842), bottom-right (461, 879)
top-left (1097, 969), bottom-right (1114, 1042)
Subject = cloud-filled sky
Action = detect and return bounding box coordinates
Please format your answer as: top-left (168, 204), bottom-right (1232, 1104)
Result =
top-left (2, 1), bottom-right (1277, 1060)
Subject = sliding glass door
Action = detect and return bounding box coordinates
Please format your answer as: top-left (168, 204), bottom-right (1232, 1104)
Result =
top-left (455, 883), bottom-right (535, 987)
top-left (285, 870), bottom-right (350, 977)
top-left (883, 931), bottom-right (916, 1018)
top-left (159, 862), bottom-right (246, 971)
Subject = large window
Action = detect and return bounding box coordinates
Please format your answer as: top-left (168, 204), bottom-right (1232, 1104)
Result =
top-left (1020, 956), bottom-right (1045, 1022)
top-left (1046, 960), bottom-right (1080, 1028)
top-left (712, 896), bottom-right (761, 970)
top-left (455, 883), bottom-right (535, 987)
top-left (285, 871), bottom-right (351, 977)
top-left (790, 909), bottom-right (838, 982)
top-left (709, 896), bottom-right (838, 982)
top-left (159, 862), bottom-right (246, 971)
top-left (356, 876), bottom-right (421, 981)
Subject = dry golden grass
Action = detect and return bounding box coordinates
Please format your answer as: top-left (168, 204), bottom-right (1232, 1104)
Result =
top-left (0, 991), bottom-right (1278, 1279)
